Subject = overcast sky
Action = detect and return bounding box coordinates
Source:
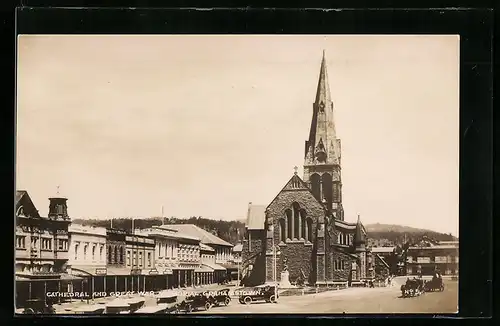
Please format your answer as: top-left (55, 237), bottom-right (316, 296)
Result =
top-left (16, 35), bottom-right (459, 236)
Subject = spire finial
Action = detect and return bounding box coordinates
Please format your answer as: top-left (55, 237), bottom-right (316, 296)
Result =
top-left (357, 213), bottom-right (361, 222)
top-left (294, 166), bottom-right (298, 175)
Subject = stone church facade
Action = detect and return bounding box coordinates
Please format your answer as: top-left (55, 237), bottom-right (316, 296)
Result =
top-left (242, 52), bottom-right (374, 287)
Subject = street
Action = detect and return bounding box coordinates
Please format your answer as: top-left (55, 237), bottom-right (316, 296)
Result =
top-left (194, 279), bottom-right (458, 314)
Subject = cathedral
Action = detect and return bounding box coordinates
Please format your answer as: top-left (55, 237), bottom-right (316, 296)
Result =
top-left (242, 51), bottom-right (375, 287)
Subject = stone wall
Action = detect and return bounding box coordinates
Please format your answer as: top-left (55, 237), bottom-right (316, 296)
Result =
top-left (326, 251), bottom-right (355, 282)
top-left (241, 230), bottom-right (266, 286)
top-left (267, 188), bottom-right (325, 285)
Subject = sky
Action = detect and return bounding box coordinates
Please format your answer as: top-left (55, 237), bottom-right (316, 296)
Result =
top-left (16, 35), bottom-right (459, 236)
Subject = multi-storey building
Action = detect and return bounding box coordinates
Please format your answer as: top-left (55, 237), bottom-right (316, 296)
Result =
top-left (15, 190), bottom-right (73, 307)
top-left (67, 224), bottom-right (107, 298)
top-left (105, 228), bottom-right (129, 293)
top-left (242, 52), bottom-right (374, 287)
top-left (124, 234), bottom-right (156, 292)
top-left (162, 224), bottom-right (232, 282)
top-left (406, 238), bottom-right (459, 276)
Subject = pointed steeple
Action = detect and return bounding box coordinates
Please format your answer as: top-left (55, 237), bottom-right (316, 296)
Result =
top-left (315, 50), bottom-right (332, 104)
top-left (305, 50), bottom-right (339, 165)
top-left (303, 51), bottom-right (344, 221)
top-left (354, 214), bottom-right (366, 246)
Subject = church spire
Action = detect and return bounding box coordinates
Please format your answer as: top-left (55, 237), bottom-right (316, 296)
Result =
top-left (305, 50), bottom-right (339, 165)
top-left (303, 51), bottom-right (344, 220)
top-left (315, 49), bottom-right (332, 104)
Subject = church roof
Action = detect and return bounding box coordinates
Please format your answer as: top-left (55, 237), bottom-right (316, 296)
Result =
top-left (246, 203), bottom-right (266, 231)
top-left (354, 215), bottom-right (366, 244)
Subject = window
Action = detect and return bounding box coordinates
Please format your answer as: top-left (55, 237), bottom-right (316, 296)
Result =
top-left (16, 236), bottom-right (26, 249)
top-left (92, 245), bottom-right (96, 260)
top-left (83, 244), bottom-right (88, 260)
top-left (75, 244), bottom-right (79, 260)
top-left (107, 246), bottom-right (112, 263)
top-left (126, 250), bottom-right (131, 266)
top-left (147, 252), bottom-right (152, 267)
top-left (139, 251), bottom-right (143, 267)
top-left (58, 239), bottom-right (64, 250)
top-left (120, 247), bottom-right (124, 263)
top-left (133, 250), bottom-right (137, 266)
top-left (100, 245), bottom-right (103, 260)
top-left (114, 247), bottom-right (118, 263)
top-left (41, 238), bottom-right (52, 250)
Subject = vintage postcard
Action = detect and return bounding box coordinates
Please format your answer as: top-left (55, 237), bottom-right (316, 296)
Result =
top-left (15, 35), bottom-right (459, 315)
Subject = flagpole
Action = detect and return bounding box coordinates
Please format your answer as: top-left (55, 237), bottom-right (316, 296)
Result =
top-left (161, 206), bottom-right (164, 225)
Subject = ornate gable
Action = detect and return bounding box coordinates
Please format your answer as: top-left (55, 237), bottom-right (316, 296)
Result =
top-left (15, 190), bottom-right (41, 218)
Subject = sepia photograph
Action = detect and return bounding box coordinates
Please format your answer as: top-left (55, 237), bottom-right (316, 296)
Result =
top-left (15, 35), bottom-right (459, 315)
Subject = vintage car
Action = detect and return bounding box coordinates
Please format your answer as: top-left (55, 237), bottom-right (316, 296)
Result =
top-left (207, 288), bottom-right (231, 307)
top-left (424, 275), bottom-right (445, 292)
top-left (134, 304), bottom-right (172, 314)
top-left (239, 284), bottom-right (278, 305)
top-left (178, 292), bottom-right (212, 313)
top-left (105, 299), bottom-right (132, 314)
top-left (72, 304), bottom-right (106, 315)
top-left (22, 299), bottom-right (56, 314)
top-left (155, 290), bottom-right (182, 314)
top-left (400, 278), bottom-right (425, 298)
top-left (126, 298), bottom-right (146, 312)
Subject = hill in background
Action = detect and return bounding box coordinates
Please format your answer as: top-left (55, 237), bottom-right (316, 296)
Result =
top-left (71, 218), bottom-right (457, 246)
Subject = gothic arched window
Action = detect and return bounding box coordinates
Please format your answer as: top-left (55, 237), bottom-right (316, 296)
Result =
top-left (292, 202), bottom-right (300, 240)
top-left (279, 219), bottom-right (286, 243)
top-left (300, 209), bottom-right (307, 241)
top-left (285, 209), bottom-right (292, 240)
top-left (322, 173), bottom-right (333, 210)
top-left (114, 246), bottom-right (118, 263)
top-left (307, 218), bottom-right (313, 242)
top-left (310, 173), bottom-right (321, 201)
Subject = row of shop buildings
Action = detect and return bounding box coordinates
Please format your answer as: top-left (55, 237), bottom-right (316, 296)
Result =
top-left (15, 190), bottom-right (242, 308)
top-left (372, 237), bottom-right (459, 277)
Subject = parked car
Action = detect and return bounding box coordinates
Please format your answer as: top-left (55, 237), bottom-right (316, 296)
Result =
top-left (155, 290), bottom-right (182, 314)
top-left (239, 284), bottom-right (278, 305)
top-left (105, 299), bottom-right (132, 314)
top-left (72, 304), bottom-right (105, 315)
top-left (207, 288), bottom-right (231, 307)
top-left (22, 299), bottom-right (56, 314)
top-left (179, 292), bottom-right (212, 312)
top-left (134, 304), bottom-right (172, 314)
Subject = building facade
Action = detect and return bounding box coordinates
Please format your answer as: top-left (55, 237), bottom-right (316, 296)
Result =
top-left (67, 224), bottom-right (107, 298)
top-left (406, 238), bottom-right (459, 276)
top-left (15, 190), bottom-right (74, 307)
top-left (162, 224), bottom-right (231, 282)
top-left (241, 52), bottom-right (374, 287)
top-left (125, 234), bottom-right (156, 291)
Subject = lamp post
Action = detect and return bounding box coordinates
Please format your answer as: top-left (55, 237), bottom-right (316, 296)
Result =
top-left (269, 224), bottom-right (280, 303)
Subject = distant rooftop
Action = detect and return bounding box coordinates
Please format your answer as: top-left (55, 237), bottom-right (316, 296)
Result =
top-left (160, 224), bottom-right (233, 247)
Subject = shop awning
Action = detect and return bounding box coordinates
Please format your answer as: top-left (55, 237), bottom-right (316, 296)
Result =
top-left (106, 267), bottom-right (133, 276)
top-left (70, 266), bottom-right (108, 276)
top-left (196, 265), bottom-right (214, 273)
top-left (220, 263), bottom-right (238, 270)
top-left (15, 273), bottom-right (83, 281)
top-left (203, 262), bottom-right (226, 271)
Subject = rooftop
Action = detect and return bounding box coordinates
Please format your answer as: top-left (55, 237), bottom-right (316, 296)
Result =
top-left (232, 243), bottom-right (243, 252)
top-left (246, 203), bottom-right (266, 230)
top-left (160, 224), bottom-right (233, 247)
